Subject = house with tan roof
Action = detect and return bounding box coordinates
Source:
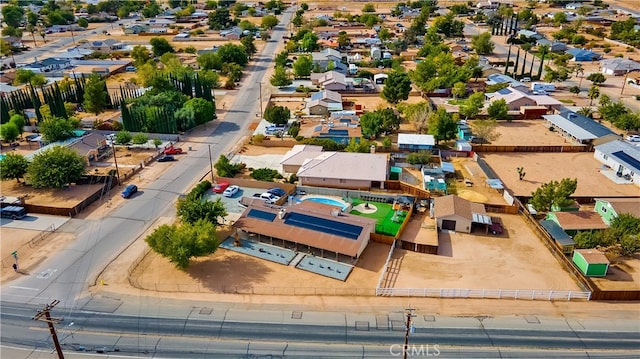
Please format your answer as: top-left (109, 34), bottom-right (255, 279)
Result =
top-left (433, 195), bottom-right (491, 233)
top-left (232, 198), bottom-right (377, 261)
top-left (297, 151), bottom-right (388, 190)
top-left (280, 145), bottom-right (324, 174)
top-left (594, 198), bottom-right (640, 225)
top-left (310, 71), bottom-right (349, 91)
top-left (546, 211), bottom-right (609, 236)
top-left (66, 132), bottom-right (110, 164)
top-left (486, 87), bottom-right (562, 111)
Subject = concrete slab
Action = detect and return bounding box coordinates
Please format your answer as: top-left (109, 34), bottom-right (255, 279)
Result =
top-left (0, 214), bottom-right (70, 231)
top-left (231, 153), bottom-right (284, 172)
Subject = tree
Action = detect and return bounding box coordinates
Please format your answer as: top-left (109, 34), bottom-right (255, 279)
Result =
top-left (362, 3), bottom-right (375, 13)
top-left (132, 133), bottom-right (149, 145)
top-left (487, 99), bottom-right (508, 120)
top-left (208, 7), bottom-right (234, 30)
top-left (381, 71), bottom-right (412, 104)
top-left (115, 130), bottom-right (132, 145)
top-left (471, 32), bottom-right (495, 55)
top-left (472, 119), bottom-right (501, 143)
top-left (13, 69), bottom-right (47, 86)
top-left (588, 86), bottom-right (600, 106)
top-left (0, 122), bottom-right (19, 143)
top-left (337, 32), bottom-right (351, 49)
top-left (40, 117), bottom-right (75, 143)
top-left (451, 82), bottom-right (467, 99)
top-left (587, 72), bottom-right (606, 86)
top-left (569, 85), bottom-right (581, 96)
top-left (460, 91), bottom-right (485, 120)
top-left (240, 34), bottom-right (257, 58)
top-left (270, 65), bottom-right (292, 87)
top-left (153, 138), bottom-right (163, 149)
top-left (177, 189), bottom-right (227, 225)
top-left (264, 105), bottom-right (291, 125)
top-left (1, 4), bottom-right (24, 28)
top-left (427, 108), bottom-right (458, 144)
top-left (9, 114), bottom-right (26, 138)
top-left (131, 45), bottom-right (152, 66)
top-left (398, 101), bottom-right (430, 133)
top-left (433, 13), bottom-right (464, 38)
top-left (197, 52), bottom-right (222, 70)
top-left (216, 43), bottom-right (248, 66)
top-left (27, 146), bottom-right (86, 188)
top-left (301, 32), bottom-right (320, 52)
top-left (293, 55), bottom-right (313, 77)
top-left (262, 15), bottom-right (278, 29)
top-left (214, 154), bottom-right (244, 177)
top-left (530, 178), bottom-right (578, 212)
top-left (145, 219), bottom-right (220, 270)
top-left (77, 17), bottom-right (89, 28)
top-left (150, 37), bottom-right (175, 57)
top-left (553, 12), bottom-right (567, 25)
top-left (182, 98), bottom-right (216, 125)
top-left (83, 73), bottom-right (107, 115)
top-left (407, 151), bottom-right (432, 165)
top-left (0, 152), bottom-right (29, 183)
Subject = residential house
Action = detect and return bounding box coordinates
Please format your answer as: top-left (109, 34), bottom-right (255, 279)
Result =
top-left (545, 211), bottom-right (609, 236)
top-left (486, 87), bottom-right (562, 111)
top-left (485, 73), bottom-right (527, 88)
top-left (566, 48), bottom-right (601, 62)
top-left (433, 195), bottom-right (491, 233)
top-left (517, 29), bottom-right (543, 40)
top-left (66, 133), bottom-right (109, 164)
top-left (594, 198), bottom-right (640, 225)
top-left (307, 90), bottom-right (343, 116)
top-left (220, 26), bottom-right (243, 40)
top-left (22, 58), bottom-right (72, 73)
top-left (296, 152), bottom-right (389, 190)
top-left (311, 48), bottom-right (347, 73)
top-left (79, 39), bottom-right (126, 53)
top-left (599, 58), bottom-right (640, 76)
top-left (353, 37), bottom-right (382, 47)
top-left (370, 46), bottom-right (382, 60)
top-left (458, 123), bottom-right (473, 141)
top-left (173, 32), bottom-right (191, 40)
top-left (565, 2), bottom-right (584, 10)
top-left (536, 39), bottom-right (567, 52)
top-left (124, 24), bottom-right (150, 35)
top-left (422, 166), bottom-right (449, 192)
top-left (232, 198), bottom-right (377, 261)
top-left (280, 145), bottom-right (325, 174)
top-left (310, 71), bottom-right (349, 91)
top-left (143, 18), bottom-right (176, 28)
top-left (53, 47), bottom-right (94, 60)
top-left (594, 140), bottom-right (640, 185)
top-left (543, 111), bottom-right (620, 146)
top-left (398, 134), bottom-right (435, 151)
top-left (47, 25), bottom-right (82, 33)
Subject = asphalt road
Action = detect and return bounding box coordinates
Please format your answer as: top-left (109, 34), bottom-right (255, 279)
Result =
top-left (0, 7), bottom-right (294, 309)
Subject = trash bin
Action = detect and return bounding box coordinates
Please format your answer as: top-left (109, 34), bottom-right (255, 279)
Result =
top-left (188, 146), bottom-right (192, 151)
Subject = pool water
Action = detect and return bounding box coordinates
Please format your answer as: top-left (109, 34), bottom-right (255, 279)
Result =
top-left (303, 197), bottom-right (349, 211)
top-left (0, 154), bottom-right (5, 161)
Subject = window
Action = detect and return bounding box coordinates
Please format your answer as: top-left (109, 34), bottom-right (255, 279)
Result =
top-left (601, 207), bottom-right (607, 213)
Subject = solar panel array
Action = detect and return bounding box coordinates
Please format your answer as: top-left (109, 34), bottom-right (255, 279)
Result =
top-left (613, 150), bottom-right (640, 172)
top-left (284, 213), bottom-right (362, 240)
top-left (247, 209), bottom-right (277, 222)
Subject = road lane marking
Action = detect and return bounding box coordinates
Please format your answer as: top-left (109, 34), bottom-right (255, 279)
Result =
top-left (36, 269), bottom-right (57, 279)
top-left (9, 286), bottom-right (39, 291)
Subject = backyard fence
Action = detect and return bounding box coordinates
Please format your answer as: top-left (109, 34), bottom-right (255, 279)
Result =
top-left (374, 288), bottom-right (592, 301)
top-left (376, 240), bottom-right (397, 290)
top-left (471, 145), bottom-right (589, 153)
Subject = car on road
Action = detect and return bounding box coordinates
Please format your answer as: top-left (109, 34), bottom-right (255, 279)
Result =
top-left (267, 187), bottom-right (287, 197)
top-left (164, 146), bottom-right (183, 155)
top-left (212, 182), bottom-right (230, 193)
top-left (121, 184), bottom-right (138, 198)
top-left (0, 206), bottom-right (27, 220)
top-left (223, 185), bottom-right (240, 197)
top-left (625, 134), bottom-right (640, 142)
top-left (157, 155), bottom-right (175, 162)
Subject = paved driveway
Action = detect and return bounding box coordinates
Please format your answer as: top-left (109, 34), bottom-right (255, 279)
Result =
top-left (0, 214), bottom-right (70, 231)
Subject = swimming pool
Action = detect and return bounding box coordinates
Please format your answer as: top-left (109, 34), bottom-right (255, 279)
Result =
top-left (303, 197), bottom-right (350, 211)
top-left (0, 154), bottom-right (5, 161)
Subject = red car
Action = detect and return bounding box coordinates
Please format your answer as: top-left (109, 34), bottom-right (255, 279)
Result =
top-left (212, 182), bottom-right (229, 193)
top-left (164, 146), bottom-right (183, 155)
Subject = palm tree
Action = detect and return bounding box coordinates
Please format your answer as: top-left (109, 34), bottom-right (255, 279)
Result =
top-left (573, 64), bottom-right (584, 87)
top-left (588, 86), bottom-right (600, 106)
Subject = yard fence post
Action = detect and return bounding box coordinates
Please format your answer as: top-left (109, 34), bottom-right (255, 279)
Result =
top-left (548, 291), bottom-right (553, 300)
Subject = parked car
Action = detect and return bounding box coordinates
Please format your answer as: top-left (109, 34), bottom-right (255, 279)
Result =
top-left (0, 206), bottom-right (27, 220)
top-left (164, 146), bottom-right (183, 155)
top-left (521, 77), bottom-right (531, 82)
top-left (625, 134), bottom-right (640, 142)
top-left (121, 184), bottom-right (138, 198)
top-left (212, 182), bottom-right (229, 193)
top-left (157, 155), bottom-right (175, 162)
top-left (258, 192), bottom-right (280, 204)
top-left (223, 185), bottom-right (240, 197)
top-left (267, 187), bottom-right (287, 197)
top-left (490, 222), bottom-right (504, 235)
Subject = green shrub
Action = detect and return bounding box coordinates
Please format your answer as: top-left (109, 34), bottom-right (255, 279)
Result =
top-left (250, 167), bottom-right (281, 182)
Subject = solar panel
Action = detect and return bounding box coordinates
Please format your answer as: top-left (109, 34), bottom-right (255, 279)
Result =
top-left (612, 151), bottom-right (640, 171)
top-left (247, 209), bottom-right (277, 222)
top-left (497, 88), bottom-right (512, 95)
top-left (284, 213), bottom-right (362, 240)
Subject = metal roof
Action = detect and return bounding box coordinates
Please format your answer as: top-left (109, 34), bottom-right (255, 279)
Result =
top-left (472, 212), bottom-right (492, 225)
top-left (543, 111), bottom-right (617, 140)
top-left (540, 220), bottom-right (575, 246)
top-left (595, 140), bottom-right (640, 173)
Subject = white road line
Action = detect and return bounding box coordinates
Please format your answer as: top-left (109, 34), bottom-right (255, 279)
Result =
top-left (8, 286), bottom-right (39, 291)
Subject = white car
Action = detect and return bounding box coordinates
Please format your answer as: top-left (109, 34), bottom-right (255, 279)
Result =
top-left (625, 135), bottom-right (640, 142)
top-left (223, 185), bottom-right (240, 197)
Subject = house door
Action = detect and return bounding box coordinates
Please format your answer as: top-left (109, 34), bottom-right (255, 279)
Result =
top-left (441, 220), bottom-right (456, 231)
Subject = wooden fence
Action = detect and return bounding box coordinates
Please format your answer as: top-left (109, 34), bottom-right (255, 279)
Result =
top-left (375, 287), bottom-right (591, 301)
top-left (485, 203), bottom-right (519, 214)
top-left (472, 145), bottom-right (590, 153)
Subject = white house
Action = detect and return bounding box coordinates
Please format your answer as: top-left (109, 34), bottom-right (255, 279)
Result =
top-left (594, 140), bottom-right (640, 185)
top-left (600, 58), bottom-right (640, 76)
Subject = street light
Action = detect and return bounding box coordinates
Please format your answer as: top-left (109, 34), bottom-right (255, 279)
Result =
top-left (258, 81), bottom-right (263, 118)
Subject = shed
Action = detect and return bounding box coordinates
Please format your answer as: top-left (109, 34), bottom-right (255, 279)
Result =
top-left (434, 195), bottom-right (489, 233)
top-left (374, 73), bottom-right (388, 84)
top-left (455, 140), bottom-right (472, 152)
top-left (539, 220), bottom-right (576, 254)
top-left (572, 249), bottom-right (609, 277)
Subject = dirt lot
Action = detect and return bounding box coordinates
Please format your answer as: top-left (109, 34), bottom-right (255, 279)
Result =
top-left (480, 152), bottom-right (640, 197)
top-left (591, 254), bottom-right (640, 290)
top-left (484, 120), bottom-right (576, 146)
top-left (392, 214), bottom-right (581, 291)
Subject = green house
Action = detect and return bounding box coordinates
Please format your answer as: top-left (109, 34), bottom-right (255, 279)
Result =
top-left (595, 198), bottom-right (640, 225)
top-left (573, 249), bottom-right (609, 277)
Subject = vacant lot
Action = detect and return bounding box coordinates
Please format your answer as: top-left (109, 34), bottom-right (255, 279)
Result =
top-left (392, 214), bottom-right (581, 291)
top-left (481, 152), bottom-right (640, 197)
top-left (590, 254), bottom-right (640, 291)
top-left (487, 119), bottom-right (574, 146)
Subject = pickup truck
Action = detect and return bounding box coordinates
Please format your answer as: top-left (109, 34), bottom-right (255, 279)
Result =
top-left (164, 146), bottom-right (183, 155)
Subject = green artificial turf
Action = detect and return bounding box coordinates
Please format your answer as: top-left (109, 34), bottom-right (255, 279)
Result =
top-left (349, 198), bottom-right (404, 237)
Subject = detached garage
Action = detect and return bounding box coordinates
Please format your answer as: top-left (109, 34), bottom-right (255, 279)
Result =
top-left (434, 195), bottom-right (490, 234)
top-left (573, 249), bottom-right (609, 277)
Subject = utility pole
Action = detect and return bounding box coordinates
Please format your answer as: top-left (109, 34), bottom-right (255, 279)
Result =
top-left (111, 141), bottom-right (120, 184)
top-left (208, 144), bottom-right (214, 183)
top-left (258, 81), bottom-right (263, 118)
top-left (403, 307), bottom-right (416, 359)
top-left (33, 300), bottom-right (65, 359)
top-left (621, 65), bottom-right (632, 95)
